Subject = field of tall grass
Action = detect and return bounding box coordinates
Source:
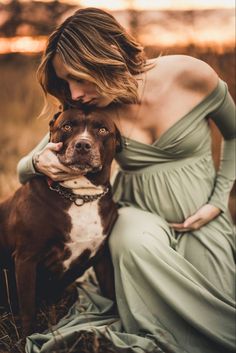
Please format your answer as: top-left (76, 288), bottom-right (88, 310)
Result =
top-left (0, 54), bottom-right (47, 200)
top-left (0, 44), bottom-right (235, 352)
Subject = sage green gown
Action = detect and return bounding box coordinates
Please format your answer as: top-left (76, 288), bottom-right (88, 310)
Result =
top-left (18, 80), bottom-right (235, 353)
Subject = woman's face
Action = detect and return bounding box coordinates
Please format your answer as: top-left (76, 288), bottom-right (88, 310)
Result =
top-left (52, 54), bottom-right (114, 107)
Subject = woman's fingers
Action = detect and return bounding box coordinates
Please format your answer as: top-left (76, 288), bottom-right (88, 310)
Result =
top-left (46, 143), bottom-right (74, 173)
top-left (33, 142), bottom-right (73, 179)
top-left (47, 142), bottom-right (63, 151)
top-left (50, 163), bottom-right (74, 174)
top-left (48, 171), bottom-right (77, 181)
top-left (183, 214), bottom-right (201, 228)
top-left (169, 223), bottom-right (192, 232)
top-left (169, 204), bottom-right (221, 232)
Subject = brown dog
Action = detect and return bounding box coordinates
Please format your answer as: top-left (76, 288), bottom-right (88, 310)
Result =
top-left (0, 108), bottom-right (122, 335)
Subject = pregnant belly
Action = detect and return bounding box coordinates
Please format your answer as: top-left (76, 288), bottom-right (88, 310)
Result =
top-left (113, 160), bottom-right (216, 223)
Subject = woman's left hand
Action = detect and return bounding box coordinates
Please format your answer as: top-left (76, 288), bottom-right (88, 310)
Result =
top-left (169, 204), bottom-right (221, 232)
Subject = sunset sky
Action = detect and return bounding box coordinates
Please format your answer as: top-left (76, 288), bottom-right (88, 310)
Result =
top-left (0, 0), bottom-right (235, 10)
top-left (0, 0), bottom-right (234, 54)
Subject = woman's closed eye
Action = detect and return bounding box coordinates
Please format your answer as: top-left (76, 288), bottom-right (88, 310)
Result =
top-left (68, 75), bottom-right (85, 84)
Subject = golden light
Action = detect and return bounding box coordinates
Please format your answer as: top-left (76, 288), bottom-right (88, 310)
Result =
top-left (0, 0), bottom-right (235, 9)
top-left (77, 0), bottom-right (235, 9)
top-left (0, 0), bottom-right (234, 54)
top-left (0, 36), bottom-right (47, 54)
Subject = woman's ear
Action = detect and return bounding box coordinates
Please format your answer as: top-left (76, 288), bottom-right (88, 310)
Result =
top-left (115, 125), bottom-right (123, 153)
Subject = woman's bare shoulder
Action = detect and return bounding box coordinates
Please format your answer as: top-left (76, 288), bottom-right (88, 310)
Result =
top-left (149, 54), bottom-right (219, 95)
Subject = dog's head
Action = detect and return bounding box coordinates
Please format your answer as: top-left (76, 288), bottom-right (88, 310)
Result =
top-left (49, 108), bottom-right (122, 177)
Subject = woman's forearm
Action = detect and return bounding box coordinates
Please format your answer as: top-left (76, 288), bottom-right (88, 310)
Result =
top-left (17, 133), bottom-right (49, 184)
top-left (208, 85), bottom-right (236, 212)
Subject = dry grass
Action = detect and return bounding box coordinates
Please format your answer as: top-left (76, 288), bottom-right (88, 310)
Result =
top-left (0, 291), bottom-right (76, 353)
top-left (0, 44), bottom-right (235, 352)
top-left (0, 314), bottom-right (137, 353)
top-left (0, 275), bottom-right (142, 353)
top-left (0, 54), bottom-right (47, 201)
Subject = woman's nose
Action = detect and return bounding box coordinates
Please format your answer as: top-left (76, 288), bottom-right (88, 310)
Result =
top-left (69, 82), bottom-right (84, 101)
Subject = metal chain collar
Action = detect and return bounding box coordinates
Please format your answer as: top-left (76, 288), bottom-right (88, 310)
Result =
top-left (49, 182), bottom-right (109, 207)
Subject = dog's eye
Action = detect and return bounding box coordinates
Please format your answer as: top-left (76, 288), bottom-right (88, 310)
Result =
top-left (62, 124), bottom-right (72, 132)
top-left (98, 127), bottom-right (108, 135)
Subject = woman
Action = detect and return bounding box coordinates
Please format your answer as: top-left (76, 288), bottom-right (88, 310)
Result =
top-left (18, 7), bottom-right (235, 353)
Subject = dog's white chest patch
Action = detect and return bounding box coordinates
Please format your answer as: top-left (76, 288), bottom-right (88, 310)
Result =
top-left (63, 201), bottom-right (105, 271)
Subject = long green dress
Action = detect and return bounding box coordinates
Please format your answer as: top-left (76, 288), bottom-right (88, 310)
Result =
top-left (19, 80), bottom-right (235, 353)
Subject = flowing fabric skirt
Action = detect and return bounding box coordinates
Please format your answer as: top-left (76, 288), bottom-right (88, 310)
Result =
top-left (26, 206), bottom-right (235, 353)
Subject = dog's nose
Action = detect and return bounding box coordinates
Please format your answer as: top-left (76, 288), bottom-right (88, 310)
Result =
top-left (75, 139), bottom-right (92, 152)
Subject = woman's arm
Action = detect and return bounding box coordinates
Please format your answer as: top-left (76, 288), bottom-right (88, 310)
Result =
top-left (17, 133), bottom-right (49, 184)
top-left (171, 80), bottom-right (235, 231)
top-left (17, 133), bottom-right (74, 184)
top-left (207, 85), bottom-right (235, 212)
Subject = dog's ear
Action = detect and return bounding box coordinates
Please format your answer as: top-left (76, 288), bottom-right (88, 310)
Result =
top-left (115, 125), bottom-right (123, 153)
top-left (49, 111), bottom-right (61, 128)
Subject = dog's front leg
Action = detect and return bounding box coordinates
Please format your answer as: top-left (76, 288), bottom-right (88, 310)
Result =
top-left (93, 245), bottom-right (116, 301)
top-left (15, 254), bottom-right (37, 336)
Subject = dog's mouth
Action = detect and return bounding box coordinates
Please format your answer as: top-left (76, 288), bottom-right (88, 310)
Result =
top-left (57, 154), bottom-right (102, 175)
top-left (68, 163), bottom-right (102, 174)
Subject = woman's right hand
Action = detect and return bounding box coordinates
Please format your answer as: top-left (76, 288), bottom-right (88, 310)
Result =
top-left (33, 142), bottom-right (75, 181)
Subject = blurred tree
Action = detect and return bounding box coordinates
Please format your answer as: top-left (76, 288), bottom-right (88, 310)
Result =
top-left (126, 0), bottom-right (141, 41)
top-left (1, 0), bottom-right (22, 36)
top-left (0, 0), bottom-right (76, 37)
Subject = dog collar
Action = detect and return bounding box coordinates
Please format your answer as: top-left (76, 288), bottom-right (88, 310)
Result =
top-left (47, 179), bottom-right (109, 206)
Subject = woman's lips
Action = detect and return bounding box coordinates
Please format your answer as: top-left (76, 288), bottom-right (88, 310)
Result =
top-left (85, 98), bottom-right (97, 105)
top-left (70, 98), bottom-right (98, 107)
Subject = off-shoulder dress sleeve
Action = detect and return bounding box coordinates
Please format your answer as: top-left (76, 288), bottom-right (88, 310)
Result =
top-left (207, 86), bottom-right (236, 212)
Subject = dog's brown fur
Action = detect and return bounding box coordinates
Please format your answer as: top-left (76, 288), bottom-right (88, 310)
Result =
top-left (0, 108), bottom-right (122, 335)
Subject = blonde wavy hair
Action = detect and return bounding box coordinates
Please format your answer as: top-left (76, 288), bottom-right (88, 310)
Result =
top-left (37, 7), bottom-right (151, 113)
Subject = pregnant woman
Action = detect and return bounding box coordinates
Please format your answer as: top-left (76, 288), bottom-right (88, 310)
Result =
top-left (18, 8), bottom-right (235, 353)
